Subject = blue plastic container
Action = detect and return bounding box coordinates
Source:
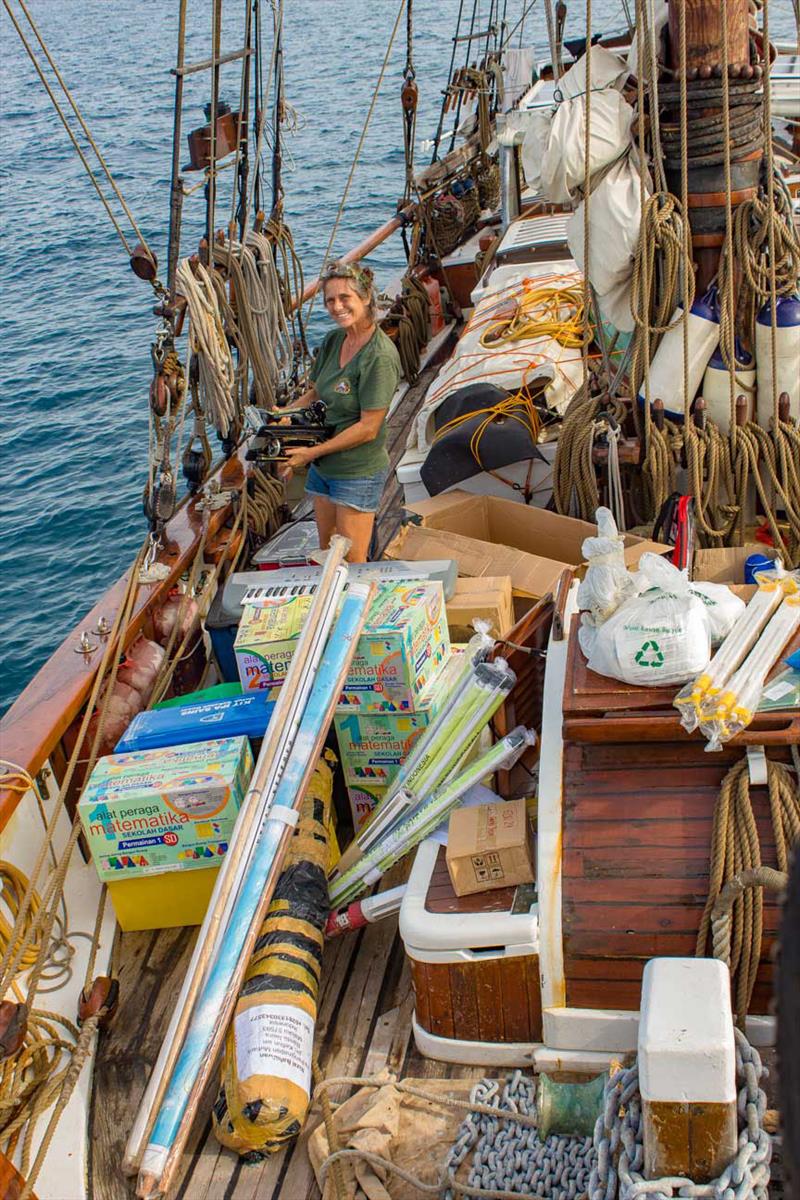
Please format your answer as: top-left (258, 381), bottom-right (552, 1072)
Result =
top-left (115, 693), bottom-right (275, 753)
top-left (744, 554), bottom-right (777, 585)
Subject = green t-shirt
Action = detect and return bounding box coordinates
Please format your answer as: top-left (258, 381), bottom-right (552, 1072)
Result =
top-left (309, 327), bottom-right (401, 478)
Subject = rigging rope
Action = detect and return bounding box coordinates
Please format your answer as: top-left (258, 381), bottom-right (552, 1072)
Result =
top-left (307, 0), bottom-right (407, 319)
top-left (176, 258), bottom-right (237, 437)
top-left (696, 756), bottom-right (800, 1025)
top-left (2, 0), bottom-right (161, 285)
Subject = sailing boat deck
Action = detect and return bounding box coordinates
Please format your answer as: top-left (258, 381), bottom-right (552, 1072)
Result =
top-left (88, 343), bottom-right (471, 1200)
top-left (89, 865), bottom-right (485, 1200)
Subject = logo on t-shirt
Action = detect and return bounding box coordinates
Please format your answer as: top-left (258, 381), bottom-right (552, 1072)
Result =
top-left (334, 379), bottom-right (352, 394)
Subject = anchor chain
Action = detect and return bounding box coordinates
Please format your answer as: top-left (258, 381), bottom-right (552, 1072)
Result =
top-left (589, 1029), bottom-right (770, 1200)
top-left (445, 1071), bottom-right (595, 1200)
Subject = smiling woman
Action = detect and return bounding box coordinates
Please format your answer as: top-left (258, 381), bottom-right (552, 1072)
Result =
top-left (280, 261), bottom-right (401, 562)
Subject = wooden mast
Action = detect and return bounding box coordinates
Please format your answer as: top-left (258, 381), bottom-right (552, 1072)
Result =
top-left (664, 0), bottom-right (759, 292)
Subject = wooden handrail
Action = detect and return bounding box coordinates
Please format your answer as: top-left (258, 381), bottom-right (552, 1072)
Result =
top-left (0, 450), bottom-right (248, 831)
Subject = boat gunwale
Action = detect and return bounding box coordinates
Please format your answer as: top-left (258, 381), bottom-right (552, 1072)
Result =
top-left (0, 447), bottom-right (249, 831)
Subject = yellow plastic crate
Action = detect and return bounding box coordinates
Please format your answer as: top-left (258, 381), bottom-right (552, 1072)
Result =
top-left (108, 865), bottom-right (220, 932)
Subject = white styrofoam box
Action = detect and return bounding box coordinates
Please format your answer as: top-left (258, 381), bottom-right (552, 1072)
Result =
top-left (395, 441), bottom-right (557, 509)
top-left (400, 838), bottom-right (539, 961)
top-left (638, 958), bottom-right (736, 1103)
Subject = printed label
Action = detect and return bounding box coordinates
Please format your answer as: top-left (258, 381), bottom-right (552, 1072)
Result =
top-left (234, 1003), bottom-right (314, 1097)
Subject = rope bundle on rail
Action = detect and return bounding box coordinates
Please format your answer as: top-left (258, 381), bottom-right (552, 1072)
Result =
top-left (695, 756), bottom-right (800, 1024)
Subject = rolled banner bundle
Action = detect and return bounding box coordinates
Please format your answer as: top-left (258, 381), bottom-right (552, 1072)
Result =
top-left (343, 655), bottom-right (515, 872)
top-left (212, 752), bottom-right (334, 1157)
top-left (699, 585), bottom-right (800, 751)
top-left (674, 567), bottom-right (786, 732)
top-left (329, 726), bottom-right (536, 908)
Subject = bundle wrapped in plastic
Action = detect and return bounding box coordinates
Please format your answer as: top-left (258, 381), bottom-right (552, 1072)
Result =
top-left (674, 567), bottom-right (785, 732)
top-left (585, 553), bottom-right (712, 686)
top-left (212, 753), bottom-right (334, 1158)
top-left (577, 507), bottom-right (638, 633)
top-left (698, 582), bottom-right (800, 750)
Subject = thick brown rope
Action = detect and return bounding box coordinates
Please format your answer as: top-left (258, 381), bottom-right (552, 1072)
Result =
top-left (696, 757), bottom-right (800, 1024)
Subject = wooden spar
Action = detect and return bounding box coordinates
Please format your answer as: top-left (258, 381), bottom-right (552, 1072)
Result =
top-left (122, 539), bottom-right (350, 1175)
top-left (297, 207), bottom-right (413, 305)
top-left (137, 578), bottom-right (376, 1199)
top-left (664, 0), bottom-right (757, 290)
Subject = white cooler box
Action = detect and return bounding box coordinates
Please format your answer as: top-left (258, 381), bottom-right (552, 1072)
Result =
top-left (399, 838), bottom-right (542, 1066)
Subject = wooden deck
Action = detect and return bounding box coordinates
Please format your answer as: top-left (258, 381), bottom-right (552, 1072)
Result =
top-left (88, 337), bottom-right (481, 1199)
top-left (89, 862), bottom-right (486, 1200)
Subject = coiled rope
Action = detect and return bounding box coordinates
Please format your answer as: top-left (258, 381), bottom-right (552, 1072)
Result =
top-left (478, 285), bottom-right (588, 350)
top-left (695, 756), bottom-right (800, 1025)
top-left (176, 258), bottom-right (237, 437)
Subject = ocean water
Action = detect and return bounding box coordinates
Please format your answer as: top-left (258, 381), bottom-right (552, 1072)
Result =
top-left (0, 0), bottom-right (794, 716)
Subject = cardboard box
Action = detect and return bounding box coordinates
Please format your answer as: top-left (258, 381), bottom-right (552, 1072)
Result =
top-left (446, 575), bottom-right (514, 642)
top-left (236, 582), bottom-right (450, 710)
top-left (338, 581), bottom-right (450, 712)
top-left (692, 543), bottom-right (779, 584)
top-left (446, 797), bottom-right (534, 897)
top-left (79, 737), bottom-right (253, 882)
top-left (346, 782), bottom-right (388, 832)
top-left (389, 493), bottom-right (663, 599)
top-left (335, 698), bottom-right (441, 789)
top-left (235, 593), bottom-right (313, 692)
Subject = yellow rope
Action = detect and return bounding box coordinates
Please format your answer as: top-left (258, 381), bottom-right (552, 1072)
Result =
top-left (0, 863), bottom-right (42, 976)
top-left (477, 284), bottom-right (588, 350)
top-left (433, 387), bottom-right (541, 470)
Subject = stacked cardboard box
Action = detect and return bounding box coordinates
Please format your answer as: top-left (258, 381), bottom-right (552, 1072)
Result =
top-left (233, 581), bottom-right (452, 831)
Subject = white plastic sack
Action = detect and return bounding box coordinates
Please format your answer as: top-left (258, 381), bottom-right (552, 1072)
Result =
top-left (689, 582), bottom-right (745, 646)
top-left (539, 47), bottom-right (632, 204)
top-left (586, 553), bottom-right (712, 686)
top-left (577, 507), bottom-right (638, 626)
top-left (567, 155), bottom-right (645, 296)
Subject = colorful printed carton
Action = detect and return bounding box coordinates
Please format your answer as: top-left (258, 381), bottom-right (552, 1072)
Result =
top-left (235, 594), bottom-right (313, 693)
top-left (236, 581), bottom-right (450, 711)
top-left (346, 782), bottom-right (388, 832)
top-left (78, 736), bottom-right (253, 882)
top-left (334, 669), bottom-right (446, 788)
top-left (338, 581), bottom-right (450, 712)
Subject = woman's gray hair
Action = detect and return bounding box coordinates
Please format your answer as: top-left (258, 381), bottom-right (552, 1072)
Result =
top-left (321, 260), bottom-right (379, 322)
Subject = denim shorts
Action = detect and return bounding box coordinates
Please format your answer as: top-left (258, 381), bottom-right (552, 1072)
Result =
top-left (304, 463), bottom-right (388, 513)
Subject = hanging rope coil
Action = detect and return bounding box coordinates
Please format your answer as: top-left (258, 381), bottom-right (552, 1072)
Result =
top-left (176, 258), bottom-right (236, 437)
top-left (695, 756), bottom-right (800, 1025)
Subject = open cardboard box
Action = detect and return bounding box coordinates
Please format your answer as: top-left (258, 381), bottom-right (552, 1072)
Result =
top-left (387, 492), bottom-right (665, 599)
top-left (693, 543), bottom-right (779, 585)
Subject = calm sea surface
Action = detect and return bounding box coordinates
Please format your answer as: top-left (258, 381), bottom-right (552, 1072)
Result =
top-left (0, 0), bottom-right (794, 714)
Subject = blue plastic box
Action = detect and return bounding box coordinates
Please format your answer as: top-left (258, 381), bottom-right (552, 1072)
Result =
top-left (115, 693), bottom-right (275, 753)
